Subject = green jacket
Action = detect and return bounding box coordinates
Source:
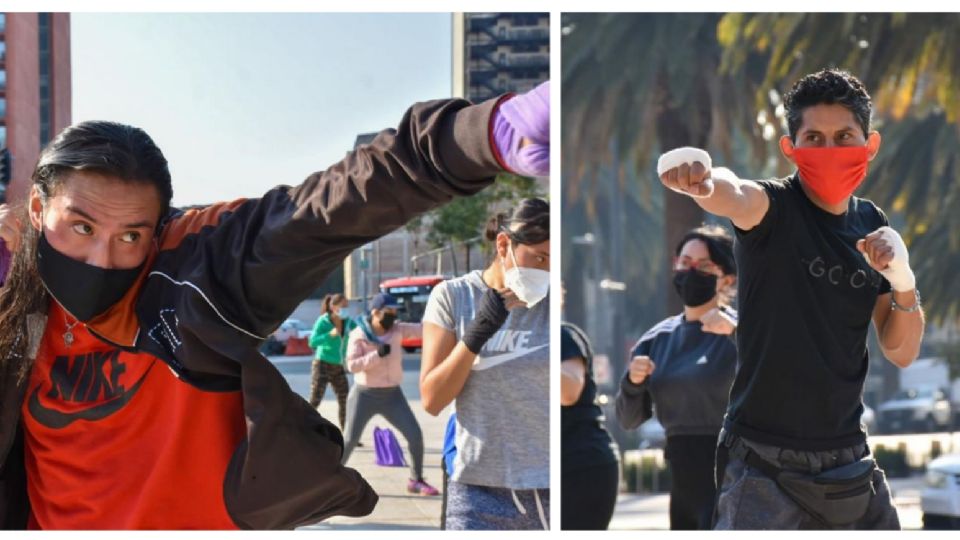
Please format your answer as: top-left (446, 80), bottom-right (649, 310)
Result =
top-left (308, 313), bottom-right (356, 365)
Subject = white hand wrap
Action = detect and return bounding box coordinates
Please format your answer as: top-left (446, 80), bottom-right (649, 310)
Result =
top-left (862, 226), bottom-right (916, 292)
top-left (657, 147), bottom-right (715, 198)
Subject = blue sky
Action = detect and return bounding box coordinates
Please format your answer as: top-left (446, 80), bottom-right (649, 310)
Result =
top-left (72, 13), bottom-right (452, 206)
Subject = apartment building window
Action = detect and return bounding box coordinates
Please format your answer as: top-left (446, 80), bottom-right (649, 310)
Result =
top-left (39, 13), bottom-right (52, 145)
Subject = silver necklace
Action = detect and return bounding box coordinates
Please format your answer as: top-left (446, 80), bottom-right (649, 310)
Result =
top-left (63, 312), bottom-right (80, 347)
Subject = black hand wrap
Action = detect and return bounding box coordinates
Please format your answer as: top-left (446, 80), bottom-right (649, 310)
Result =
top-left (462, 288), bottom-right (510, 354)
top-left (377, 343), bottom-right (391, 357)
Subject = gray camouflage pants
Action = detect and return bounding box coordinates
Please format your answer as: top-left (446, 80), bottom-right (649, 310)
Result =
top-left (714, 429), bottom-right (901, 530)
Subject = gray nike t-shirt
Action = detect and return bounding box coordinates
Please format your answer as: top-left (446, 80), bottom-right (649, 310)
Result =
top-left (422, 270), bottom-right (549, 490)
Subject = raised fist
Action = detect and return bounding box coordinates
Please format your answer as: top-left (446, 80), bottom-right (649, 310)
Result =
top-left (657, 147), bottom-right (716, 198)
top-left (856, 226), bottom-right (915, 292)
top-left (628, 355), bottom-right (656, 385)
top-left (701, 307), bottom-right (737, 335)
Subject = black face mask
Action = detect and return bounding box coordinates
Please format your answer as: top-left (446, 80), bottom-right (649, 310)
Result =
top-left (37, 233), bottom-right (144, 322)
top-left (672, 269), bottom-right (718, 308)
top-left (379, 312), bottom-right (397, 331)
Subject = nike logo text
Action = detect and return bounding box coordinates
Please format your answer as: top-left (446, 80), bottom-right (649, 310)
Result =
top-left (28, 353), bottom-right (153, 429)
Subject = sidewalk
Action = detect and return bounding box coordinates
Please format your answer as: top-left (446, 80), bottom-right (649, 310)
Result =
top-left (279, 357), bottom-right (450, 530)
top-left (609, 475), bottom-right (925, 530)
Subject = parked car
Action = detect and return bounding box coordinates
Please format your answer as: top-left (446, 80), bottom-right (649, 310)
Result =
top-left (260, 318), bottom-right (312, 356)
top-left (861, 404), bottom-right (877, 435)
top-left (877, 388), bottom-right (953, 434)
top-left (922, 453), bottom-right (960, 529)
top-left (273, 318), bottom-right (312, 344)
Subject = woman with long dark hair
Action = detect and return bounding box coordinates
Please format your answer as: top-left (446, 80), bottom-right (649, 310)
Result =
top-left (307, 293), bottom-right (355, 430)
top-left (420, 198), bottom-right (550, 530)
top-left (616, 224), bottom-right (739, 530)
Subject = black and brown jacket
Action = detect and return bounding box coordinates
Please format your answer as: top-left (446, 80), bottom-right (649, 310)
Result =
top-left (0, 95), bottom-right (511, 529)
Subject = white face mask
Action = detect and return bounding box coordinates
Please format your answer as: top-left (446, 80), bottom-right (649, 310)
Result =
top-left (502, 242), bottom-right (550, 308)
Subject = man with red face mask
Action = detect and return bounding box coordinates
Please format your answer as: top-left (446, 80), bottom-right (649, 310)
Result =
top-left (659, 69), bottom-right (924, 530)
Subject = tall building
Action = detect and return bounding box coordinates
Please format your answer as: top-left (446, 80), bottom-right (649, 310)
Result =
top-left (343, 14), bottom-right (550, 300)
top-left (452, 13), bottom-right (549, 102)
top-left (1, 12), bottom-right (71, 203)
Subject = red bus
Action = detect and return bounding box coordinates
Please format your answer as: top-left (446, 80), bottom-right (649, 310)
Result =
top-left (380, 275), bottom-right (447, 352)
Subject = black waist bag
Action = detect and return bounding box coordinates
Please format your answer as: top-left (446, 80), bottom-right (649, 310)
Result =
top-left (742, 449), bottom-right (877, 526)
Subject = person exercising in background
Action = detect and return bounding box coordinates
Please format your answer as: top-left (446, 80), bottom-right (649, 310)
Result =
top-left (658, 69), bottom-right (924, 530)
top-left (341, 293), bottom-right (438, 497)
top-left (307, 293), bottom-right (355, 431)
top-left (617, 225), bottom-right (738, 530)
top-left (420, 199), bottom-right (550, 530)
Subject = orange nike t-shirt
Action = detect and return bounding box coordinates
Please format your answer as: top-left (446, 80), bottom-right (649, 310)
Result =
top-left (22, 302), bottom-right (246, 529)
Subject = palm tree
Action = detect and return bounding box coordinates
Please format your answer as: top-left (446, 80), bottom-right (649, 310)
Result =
top-left (562, 13), bottom-right (780, 342)
top-left (719, 13), bottom-right (960, 323)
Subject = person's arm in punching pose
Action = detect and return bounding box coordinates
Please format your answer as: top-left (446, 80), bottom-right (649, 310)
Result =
top-left (420, 287), bottom-right (525, 416)
top-left (308, 315), bottom-right (334, 351)
top-left (615, 342), bottom-right (656, 430)
top-left (860, 227), bottom-right (925, 368)
top-left (344, 330), bottom-right (383, 374)
top-left (164, 82), bottom-right (550, 343)
top-left (657, 149), bottom-right (770, 232)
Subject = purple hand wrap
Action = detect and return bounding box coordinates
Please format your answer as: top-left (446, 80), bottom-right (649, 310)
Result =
top-left (491, 81), bottom-right (549, 177)
top-left (0, 239), bottom-right (10, 287)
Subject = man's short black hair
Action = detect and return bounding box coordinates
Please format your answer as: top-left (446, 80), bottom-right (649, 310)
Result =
top-left (783, 69), bottom-right (873, 142)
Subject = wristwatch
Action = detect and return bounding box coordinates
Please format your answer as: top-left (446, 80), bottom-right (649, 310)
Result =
top-left (890, 289), bottom-right (922, 313)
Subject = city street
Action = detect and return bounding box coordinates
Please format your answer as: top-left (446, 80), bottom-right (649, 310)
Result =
top-left (270, 353), bottom-right (449, 530)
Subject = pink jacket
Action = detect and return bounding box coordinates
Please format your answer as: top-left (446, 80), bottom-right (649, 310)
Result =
top-left (345, 321), bottom-right (422, 388)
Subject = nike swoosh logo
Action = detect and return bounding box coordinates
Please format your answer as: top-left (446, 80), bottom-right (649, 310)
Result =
top-left (28, 363), bottom-right (154, 429)
top-left (696, 355), bottom-right (708, 365)
top-left (472, 343), bottom-right (549, 371)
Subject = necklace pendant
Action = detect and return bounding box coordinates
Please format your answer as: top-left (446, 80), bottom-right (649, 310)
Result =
top-left (63, 331), bottom-right (74, 347)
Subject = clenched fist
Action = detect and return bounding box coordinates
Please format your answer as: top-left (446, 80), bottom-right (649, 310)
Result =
top-left (701, 307), bottom-right (736, 335)
top-left (628, 355), bottom-right (656, 385)
top-left (658, 147), bottom-right (716, 198)
top-left (856, 226), bottom-right (915, 292)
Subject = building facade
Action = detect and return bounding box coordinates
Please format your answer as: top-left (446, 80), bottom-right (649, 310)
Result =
top-left (1, 12), bottom-right (71, 203)
top-left (343, 13), bottom-right (550, 303)
top-left (452, 13), bottom-right (549, 102)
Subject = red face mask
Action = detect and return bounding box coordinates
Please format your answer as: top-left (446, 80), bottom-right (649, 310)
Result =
top-left (789, 145), bottom-right (870, 205)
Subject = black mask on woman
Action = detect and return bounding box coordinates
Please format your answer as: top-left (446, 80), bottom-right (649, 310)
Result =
top-left (379, 312), bottom-right (397, 331)
top-left (37, 233), bottom-right (144, 322)
top-left (672, 269), bottom-right (718, 308)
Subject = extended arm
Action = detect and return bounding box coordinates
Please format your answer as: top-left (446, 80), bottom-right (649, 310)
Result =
top-left (163, 92), bottom-right (547, 340)
top-left (662, 162), bottom-right (770, 231)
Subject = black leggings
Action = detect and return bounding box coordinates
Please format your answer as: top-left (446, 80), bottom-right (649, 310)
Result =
top-left (561, 460), bottom-right (619, 530)
top-left (665, 434), bottom-right (720, 530)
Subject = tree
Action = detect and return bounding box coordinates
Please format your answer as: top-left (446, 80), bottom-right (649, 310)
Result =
top-left (414, 173), bottom-right (544, 273)
top-left (718, 13), bottom-right (960, 323)
top-left (562, 13), bottom-right (765, 324)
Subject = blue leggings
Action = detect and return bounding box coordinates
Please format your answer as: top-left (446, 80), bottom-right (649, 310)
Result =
top-left (445, 480), bottom-right (550, 530)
